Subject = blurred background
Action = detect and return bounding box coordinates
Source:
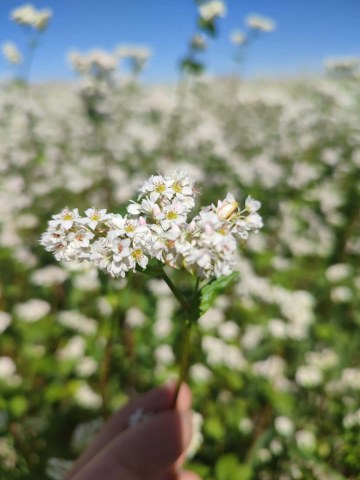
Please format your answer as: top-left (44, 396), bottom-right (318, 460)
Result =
top-left (0, 1), bottom-right (360, 479)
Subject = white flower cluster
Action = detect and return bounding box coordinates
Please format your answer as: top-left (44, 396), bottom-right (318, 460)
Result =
top-left (69, 50), bottom-right (118, 77)
top-left (199, 1), bottom-right (227, 22)
top-left (246, 14), bottom-right (276, 33)
top-left (230, 31), bottom-right (247, 46)
top-left (40, 171), bottom-right (262, 279)
top-left (10, 4), bottom-right (52, 31)
top-left (2, 42), bottom-right (22, 65)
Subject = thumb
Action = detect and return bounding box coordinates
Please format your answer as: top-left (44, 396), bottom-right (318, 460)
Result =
top-left (72, 409), bottom-right (193, 480)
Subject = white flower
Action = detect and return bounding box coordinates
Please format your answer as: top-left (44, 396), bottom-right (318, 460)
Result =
top-left (41, 171), bottom-right (262, 280)
top-left (67, 229), bottom-right (94, 249)
top-left (57, 336), bottom-right (85, 360)
top-left (2, 42), bottom-right (22, 65)
top-left (31, 265), bottom-right (68, 287)
top-left (199, 1), bottom-right (227, 22)
top-left (161, 201), bottom-right (188, 230)
top-left (74, 384), bottom-right (102, 409)
top-left (82, 208), bottom-right (110, 230)
top-left (14, 299), bottom-right (51, 322)
top-left (245, 195), bottom-right (261, 213)
top-left (216, 193), bottom-right (239, 220)
top-left (187, 411), bottom-right (204, 458)
top-left (49, 208), bottom-right (81, 231)
top-left (189, 363), bottom-right (212, 382)
top-left (274, 416), bottom-right (294, 437)
top-left (128, 245), bottom-right (149, 270)
top-left (296, 365), bottom-right (323, 388)
top-left (11, 4), bottom-right (52, 31)
top-left (190, 34), bottom-right (207, 50)
top-left (0, 357), bottom-right (16, 380)
top-left (0, 312), bottom-right (11, 334)
top-left (138, 175), bottom-right (173, 202)
top-left (230, 31), bottom-right (246, 46)
top-left (295, 430), bottom-right (316, 452)
top-left (246, 14), bottom-right (276, 32)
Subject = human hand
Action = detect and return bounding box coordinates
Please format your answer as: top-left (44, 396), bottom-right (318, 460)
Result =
top-left (65, 382), bottom-right (200, 480)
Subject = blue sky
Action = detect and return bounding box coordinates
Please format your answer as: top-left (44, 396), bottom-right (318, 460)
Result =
top-left (0, 0), bottom-right (359, 82)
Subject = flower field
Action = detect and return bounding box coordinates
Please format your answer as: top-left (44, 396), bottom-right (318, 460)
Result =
top-left (0, 70), bottom-right (359, 479)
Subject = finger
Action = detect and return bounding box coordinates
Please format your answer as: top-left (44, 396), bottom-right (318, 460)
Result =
top-left (159, 470), bottom-right (201, 480)
top-left (72, 410), bottom-right (193, 480)
top-left (67, 382), bottom-right (191, 479)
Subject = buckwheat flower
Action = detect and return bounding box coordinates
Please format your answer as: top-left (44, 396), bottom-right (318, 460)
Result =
top-left (0, 357), bottom-right (16, 381)
top-left (190, 34), bottom-right (207, 51)
top-left (57, 336), bottom-right (85, 360)
top-left (238, 417), bottom-right (253, 434)
top-left (343, 409), bottom-right (360, 429)
top-left (11, 4), bottom-right (37, 26)
top-left (295, 430), bottom-right (316, 452)
top-left (245, 195), bottom-right (261, 213)
top-left (0, 312), bottom-right (11, 334)
top-left (74, 384), bottom-right (102, 409)
top-left (76, 357), bottom-right (98, 377)
top-left (40, 228), bottom-right (69, 261)
top-left (0, 438), bottom-right (17, 470)
top-left (10, 4), bottom-right (52, 31)
top-left (199, 1), bottom-right (227, 22)
top-left (189, 363), bottom-right (212, 382)
top-left (168, 170), bottom-right (196, 206)
top-left (90, 238), bottom-right (113, 274)
top-left (161, 201), bottom-right (188, 230)
top-left (67, 229), bottom-right (94, 250)
top-left (230, 31), bottom-right (246, 46)
top-left (128, 244), bottom-right (149, 270)
top-left (31, 265), bottom-right (68, 287)
top-left (2, 42), bottom-right (22, 65)
top-left (246, 14), bottom-right (277, 33)
top-left (49, 208), bottom-right (81, 231)
top-left (46, 458), bottom-right (73, 480)
top-left (275, 416), bottom-right (294, 438)
top-left (14, 299), bottom-right (51, 322)
top-left (138, 174), bottom-right (173, 202)
top-left (216, 193), bottom-right (239, 221)
top-left (33, 9), bottom-right (52, 31)
top-left (82, 208), bottom-right (110, 230)
top-left (187, 411), bottom-right (204, 459)
top-left (296, 365), bottom-right (323, 388)
top-left (127, 198), bottom-right (162, 219)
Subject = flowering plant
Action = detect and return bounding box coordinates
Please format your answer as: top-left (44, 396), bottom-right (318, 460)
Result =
top-left (41, 171), bottom-right (263, 405)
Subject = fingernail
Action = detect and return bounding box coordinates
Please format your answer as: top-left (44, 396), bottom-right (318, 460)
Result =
top-left (180, 411), bottom-right (193, 447)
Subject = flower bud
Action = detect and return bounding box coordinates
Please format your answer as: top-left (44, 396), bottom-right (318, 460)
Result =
top-left (217, 197), bottom-right (239, 220)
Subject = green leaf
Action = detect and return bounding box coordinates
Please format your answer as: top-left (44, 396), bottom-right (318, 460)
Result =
top-left (9, 396), bottom-right (28, 418)
top-left (200, 272), bottom-right (239, 315)
top-left (204, 416), bottom-right (225, 441)
top-left (215, 454), bottom-right (252, 480)
top-left (180, 59), bottom-right (205, 75)
top-left (197, 18), bottom-right (217, 37)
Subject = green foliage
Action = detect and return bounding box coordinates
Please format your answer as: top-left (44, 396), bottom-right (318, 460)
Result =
top-left (200, 273), bottom-right (239, 315)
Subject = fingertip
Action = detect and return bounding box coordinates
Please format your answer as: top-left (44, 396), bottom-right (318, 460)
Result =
top-left (179, 471), bottom-right (202, 480)
top-left (175, 382), bottom-right (192, 412)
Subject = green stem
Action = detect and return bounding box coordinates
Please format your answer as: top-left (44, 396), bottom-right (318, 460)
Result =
top-left (171, 318), bottom-right (193, 409)
top-left (171, 275), bottom-right (200, 409)
top-left (160, 267), bottom-right (190, 313)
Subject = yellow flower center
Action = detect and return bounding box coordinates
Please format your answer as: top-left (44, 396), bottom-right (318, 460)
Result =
top-left (132, 249), bottom-right (142, 260)
top-left (63, 213), bottom-right (73, 221)
top-left (91, 212), bottom-right (101, 221)
top-left (166, 211), bottom-right (178, 220)
top-left (155, 182), bottom-right (166, 193)
top-left (125, 224), bottom-right (135, 233)
top-left (172, 181), bottom-right (182, 193)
